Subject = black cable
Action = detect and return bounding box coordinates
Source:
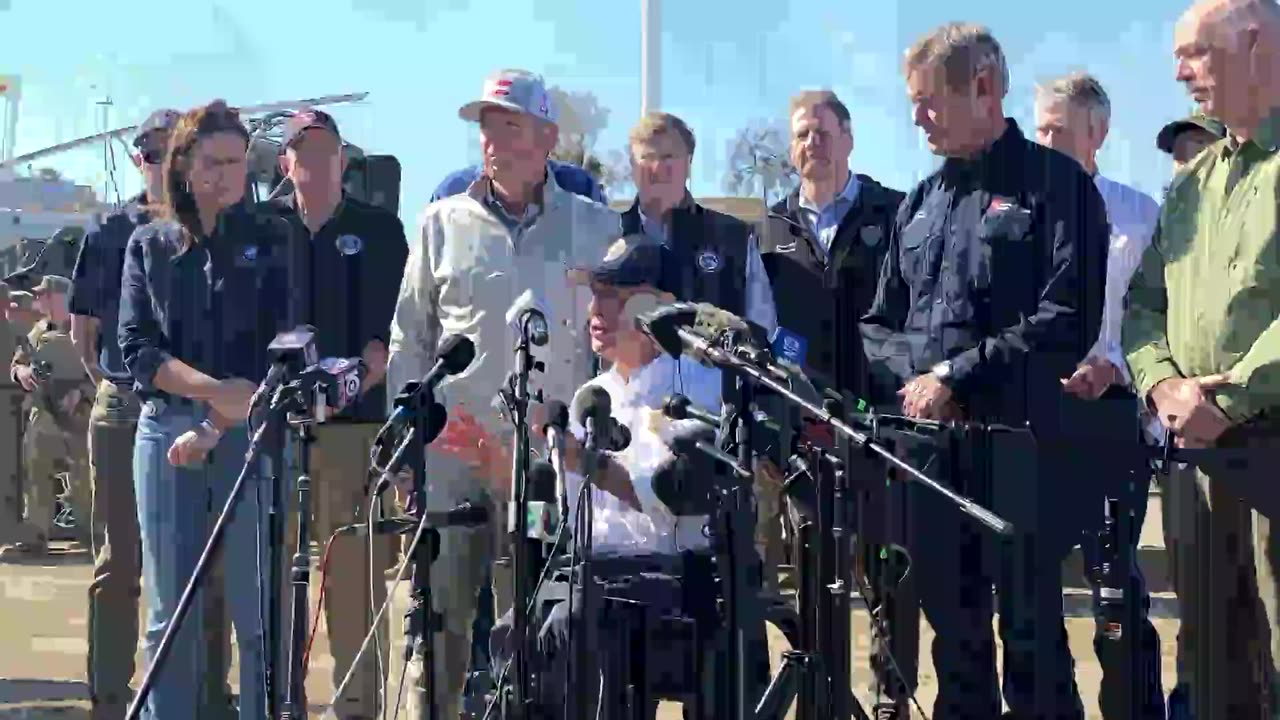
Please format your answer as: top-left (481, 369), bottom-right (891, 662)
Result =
top-left (482, 478), bottom-right (587, 720)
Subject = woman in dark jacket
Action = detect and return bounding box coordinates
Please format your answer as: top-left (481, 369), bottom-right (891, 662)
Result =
top-left (118, 100), bottom-right (292, 720)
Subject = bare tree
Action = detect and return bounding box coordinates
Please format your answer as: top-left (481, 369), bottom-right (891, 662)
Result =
top-left (722, 120), bottom-right (797, 206)
top-left (548, 86), bottom-right (632, 198)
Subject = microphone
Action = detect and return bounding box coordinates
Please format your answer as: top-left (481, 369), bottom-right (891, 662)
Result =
top-left (377, 334), bottom-right (476, 442)
top-left (571, 385), bottom-right (631, 453)
top-left (251, 325), bottom-right (320, 409)
top-left (511, 460), bottom-right (559, 542)
top-left (281, 356), bottom-right (366, 421)
top-left (652, 420), bottom-right (750, 516)
top-left (541, 399), bottom-right (571, 519)
top-left (663, 394), bottom-right (722, 428)
top-left (504, 288), bottom-right (550, 347)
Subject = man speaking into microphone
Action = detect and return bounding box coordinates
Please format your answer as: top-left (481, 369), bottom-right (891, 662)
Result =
top-left (490, 238), bottom-right (769, 718)
top-left (261, 108), bottom-right (409, 720)
top-left (387, 68), bottom-right (619, 719)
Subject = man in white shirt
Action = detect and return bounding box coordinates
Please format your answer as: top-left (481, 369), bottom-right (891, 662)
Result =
top-left (489, 238), bottom-right (769, 718)
top-left (1035, 71), bottom-right (1166, 719)
top-left (387, 67), bottom-right (620, 719)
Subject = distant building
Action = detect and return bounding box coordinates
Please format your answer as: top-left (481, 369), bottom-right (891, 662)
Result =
top-left (0, 170), bottom-right (103, 275)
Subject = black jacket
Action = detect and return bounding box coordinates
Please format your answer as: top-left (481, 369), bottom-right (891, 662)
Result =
top-left (262, 194), bottom-right (409, 423)
top-left (118, 203), bottom-right (294, 400)
top-left (759, 175), bottom-right (905, 399)
top-left (619, 197), bottom-right (752, 318)
top-left (859, 120), bottom-right (1110, 433)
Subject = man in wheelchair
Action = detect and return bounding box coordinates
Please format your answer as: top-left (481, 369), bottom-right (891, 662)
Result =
top-left (489, 237), bottom-right (771, 719)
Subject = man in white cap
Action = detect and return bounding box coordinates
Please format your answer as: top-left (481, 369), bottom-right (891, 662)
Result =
top-left (388, 67), bottom-right (621, 719)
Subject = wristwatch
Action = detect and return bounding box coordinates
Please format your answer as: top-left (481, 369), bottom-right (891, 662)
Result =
top-left (930, 360), bottom-right (954, 383)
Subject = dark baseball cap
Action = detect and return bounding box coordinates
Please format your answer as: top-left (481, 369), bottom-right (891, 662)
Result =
top-left (133, 109), bottom-right (180, 147)
top-left (281, 108), bottom-right (341, 150)
top-left (570, 235), bottom-right (665, 288)
top-left (1156, 114), bottom-right (1227, 154)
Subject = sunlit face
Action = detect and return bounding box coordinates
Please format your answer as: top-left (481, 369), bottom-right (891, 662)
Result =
top-left (1035, 97), bottom-right (1105, 169)
top-left (479, 106), bottom-right (557, 188)
top-left (587, 283), bottom-right (661, 362)
top-left (187, 131), bottom-right (248, 211)
top-left (631, 131), bottom-right (691, 210)
top-left (282, 127), bottom-right (345, 197)
top-left (1172, 127), bottom-right (1220, 168)
top-left (1174, 8), bottom-right (1253, 121)
top-left (789, 105), bottom-right (853, 183)
top-left (907, 64), bottom-right (996, 157)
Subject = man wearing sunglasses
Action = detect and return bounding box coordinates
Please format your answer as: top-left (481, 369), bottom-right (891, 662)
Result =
top-left (69, 109), bottom-right (235, 720)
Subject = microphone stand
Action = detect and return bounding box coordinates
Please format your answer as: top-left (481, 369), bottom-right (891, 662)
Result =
top-left (125, 377), bottom-right (289, 720)
top-left (280, 382), bottom-right (321, 720)
top-left (675, 330), bottom-right (1013, 536)
top-left (503, 318), bottom-right (544, 720)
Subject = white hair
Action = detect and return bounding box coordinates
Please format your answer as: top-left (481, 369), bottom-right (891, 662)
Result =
top-left (1036, 72), bottom-right (1111, 133)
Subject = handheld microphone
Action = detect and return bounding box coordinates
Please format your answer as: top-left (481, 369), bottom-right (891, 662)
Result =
top-left (251, 325), bottom-right (319, 409)
top-left (377, 334), bottom-right (476, 442)
top-left (283, 356), bottom-right (366, 421)
top-left (541, 399), bottom-right (571, 520)
top-left (504, 288), bottom-right (550, 347)
top-left (570, 385), bottom-right (631, 453)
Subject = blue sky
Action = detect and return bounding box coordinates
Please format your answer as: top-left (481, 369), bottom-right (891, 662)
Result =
top-left (3, 0), bottom-right (1195, 223)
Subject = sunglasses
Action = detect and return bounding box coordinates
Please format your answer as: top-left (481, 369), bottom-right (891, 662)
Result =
top-left (138, 147), bottom-right (165, 165)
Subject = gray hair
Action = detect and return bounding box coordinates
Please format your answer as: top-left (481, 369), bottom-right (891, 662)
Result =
top-left (904, 22), bottom-right (1010, 97)
top-left (1036, 71), bottom-right (1112, 132)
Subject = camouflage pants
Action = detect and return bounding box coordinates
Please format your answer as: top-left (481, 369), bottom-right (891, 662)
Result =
top-left (17, 406), bottom-right (90, 544)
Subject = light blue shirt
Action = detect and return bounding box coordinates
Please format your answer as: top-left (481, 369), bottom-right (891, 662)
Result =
top-left (798, 172), bottom-right (861, 258)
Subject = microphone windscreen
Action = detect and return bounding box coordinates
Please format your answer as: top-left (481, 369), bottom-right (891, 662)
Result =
top-left (543, 399), bottom-right (570, 433)
top-left (571, 385), bottom-right (613, 428)
top-left (652, 452), bottom-right (714, 516)
top-left (527, 460), bottom-right (558, 503)
top-left (635, 302), bottom-right (698, 358)
top-left (657, 418), bottom-right (716, 455)
top-left (435, 334), bottom-right (476, 376)
top-left (694, 303), bottom-right (768, 347)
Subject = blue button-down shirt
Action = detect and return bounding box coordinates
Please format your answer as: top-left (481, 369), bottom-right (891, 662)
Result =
top-left (70, 195), bottom-right (150, 385)
top-left (797, 172), bottom-right (861, 258)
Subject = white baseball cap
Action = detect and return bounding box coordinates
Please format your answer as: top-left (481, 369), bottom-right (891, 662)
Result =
top-left (458, 68), bottom-right (558, 126)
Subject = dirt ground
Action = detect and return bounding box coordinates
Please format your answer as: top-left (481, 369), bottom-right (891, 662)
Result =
top-left (0, 543), bottom-right (1179, 719)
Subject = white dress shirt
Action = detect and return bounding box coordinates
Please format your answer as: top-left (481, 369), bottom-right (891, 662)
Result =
top-left (1091, 174), bottom-right (1164, 441)
top-left (565, 352), bottom-right (722, 556)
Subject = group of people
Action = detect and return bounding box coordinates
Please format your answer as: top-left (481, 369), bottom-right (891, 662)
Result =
top-left (1, 0), bottom-right (1278, 718)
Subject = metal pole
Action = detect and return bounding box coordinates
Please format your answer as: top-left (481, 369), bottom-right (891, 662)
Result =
top-left (641, 0), bottom-right (661, 115)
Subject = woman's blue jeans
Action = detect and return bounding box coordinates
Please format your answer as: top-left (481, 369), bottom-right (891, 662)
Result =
top-left (134, 398), bottom-right (272, 719)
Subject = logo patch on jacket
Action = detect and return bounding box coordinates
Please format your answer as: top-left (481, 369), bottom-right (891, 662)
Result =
top-left (336, 234), bottom-right (364, 255)
top-left (859, 226), bottom-right (883, 247)
top-left (241, 245), bottom-right (259, 261)
top-left (696, 250), bottom-right (722, 273)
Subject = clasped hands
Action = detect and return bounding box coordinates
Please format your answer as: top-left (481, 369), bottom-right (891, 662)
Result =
top-left (898, 373), bottom-right (962, 422)
top-left (1149, 374), bottom-right (1235, 448)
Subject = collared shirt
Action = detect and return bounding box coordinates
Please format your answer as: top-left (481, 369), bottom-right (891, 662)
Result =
top-left (388, 172), bottom-right (622, 513)
top-left (797, 172), bottom-right (861, 258)
top-left (565, 352), bottom-right (720, 556)
top-left (430, 160), bottom-right (606, 205)
top-left (69, 194), bottom-right (151, 385)
top-left (481, 177), bottom-right (543, 242)
top-left (638, 193), bottom-right (779, 338)
top-left (1088, 174), bottom-right (1164, 441)
top-left (1124, 110), bottom-right (1280, 423)
top-left (861, 119), bottom-right (1110, 425)
top-left (262, 193), bottom-right (408, 423)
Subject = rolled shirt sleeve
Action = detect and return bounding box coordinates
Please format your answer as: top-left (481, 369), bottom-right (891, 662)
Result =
top-left (1120, 223), bottom-right (1183, 402)
top-left (117, 231), bottom-right (172, 393)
